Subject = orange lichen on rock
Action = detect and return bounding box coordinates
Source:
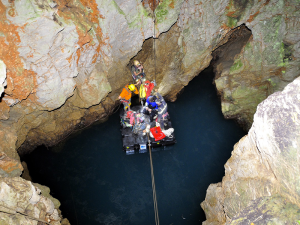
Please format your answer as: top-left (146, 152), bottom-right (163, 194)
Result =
top-left (0, 152), bottom-right (23, 174)
top-left (0, 2), bottom-right (37, 101)
top-left (79, 0), bottom-right (104, 22)
top-left (247, 0), bottom-right (271, 23)
top-left (226, 11), bottom-right (237, 17)
top-left (169, 0), bottom-right (175, 9)
top-left (0, 102), bottom-right (10, 120)
top-left (75, 27), bottom-right (92, 65)
top-left (55, 0), bottom-right (107, 66)
top-left (247, 10), bottom-right (260, 23)
top-left (142, 0), bottom-right (160, 12)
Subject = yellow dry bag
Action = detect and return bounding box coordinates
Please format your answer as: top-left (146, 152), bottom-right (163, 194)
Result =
top-left (139, 84), bottom-right (146, 99)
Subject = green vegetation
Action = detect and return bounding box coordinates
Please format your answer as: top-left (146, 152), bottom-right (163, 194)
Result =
top-left (227, 16), bottom-right (237, 28)
top-left (262, 15), bottom-right (282, 44)
top-left (155, 0), bottom-right (173, 23)
top-left (267, 78), bottom-right (277, 87)
top-left (230, 59), bottom-right (243, 73)
top-left (112, 0), bottom-right (125, 16)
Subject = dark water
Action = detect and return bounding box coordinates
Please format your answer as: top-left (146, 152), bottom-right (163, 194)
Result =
top-left (22, 67), bottom-right (246, 225)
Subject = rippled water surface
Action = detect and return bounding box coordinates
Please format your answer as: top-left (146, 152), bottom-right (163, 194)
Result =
top-left (23, 67), bottom-right (246, 225)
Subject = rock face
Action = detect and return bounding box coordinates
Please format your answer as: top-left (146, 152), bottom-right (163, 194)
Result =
top-left (0, 0), bottom-right (300, 223)
top-left (201, 76), bottom-right (300, 224)
top-left (0, 0), bottom-right (299, 167)
top-left (0, 177), bottom-right (63, 225)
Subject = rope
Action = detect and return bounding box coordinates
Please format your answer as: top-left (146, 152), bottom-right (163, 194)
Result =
top-left (147, 132), bottom-right (160, 225)
top-left (153, 0), bottom-right (157, 83)
top-left (150, 2), bottom-right (159, 220)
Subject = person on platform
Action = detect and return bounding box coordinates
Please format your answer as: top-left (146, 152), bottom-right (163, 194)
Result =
top-left (143, 95), bottom-right (159, 122)
top-left (118, 84), bottom-right (138, 111)
top-left (131, 60), bottom-right (145, 83)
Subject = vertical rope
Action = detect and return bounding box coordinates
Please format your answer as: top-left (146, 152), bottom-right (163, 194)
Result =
top-left (150, 2), bottom-right (159, 223)
top-left (153, 0), bottom-right (157, 83)
top-left (147, 133), bottom-right (160, 225)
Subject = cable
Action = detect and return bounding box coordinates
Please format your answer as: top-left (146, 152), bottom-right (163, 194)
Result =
top-left (147, 133), bottom-right (160, 225)
top-left (153, 0), bottom-right (157, 83)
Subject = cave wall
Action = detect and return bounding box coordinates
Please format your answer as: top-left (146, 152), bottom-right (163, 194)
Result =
top-left (0, 0), bottom-right (300, 224)
top-left (0, 0), bottom-right (299, 175)
top-left (201, 76), bottom-right (300, 224)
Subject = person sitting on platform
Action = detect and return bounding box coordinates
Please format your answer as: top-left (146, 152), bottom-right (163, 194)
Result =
top-left (155, 92), bottom-right (168, 130)
top-left (118, 84), bottom-right (138, 111)
top-left (143, 95), bottom-right (159, 122)
top-left (131, 60), bottom-right (145, 83)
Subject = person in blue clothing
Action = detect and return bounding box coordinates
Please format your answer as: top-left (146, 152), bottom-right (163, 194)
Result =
top-left (155, 92), bottom-right (168, 130)
top-left (143, 95), bottom-right (158, 122)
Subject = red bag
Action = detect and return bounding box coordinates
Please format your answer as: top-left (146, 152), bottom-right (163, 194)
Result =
top-left (150, 126), bottom-right (166, 141)
top-left (144, 81), bottom-right (155, 99)
top-left (126, 110), bottom-right (133, 119)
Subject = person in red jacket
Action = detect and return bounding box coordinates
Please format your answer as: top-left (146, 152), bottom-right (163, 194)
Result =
top-left (118, 84), bottom-right (138, 111)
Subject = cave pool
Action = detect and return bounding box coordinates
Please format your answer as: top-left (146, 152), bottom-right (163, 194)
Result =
top-left (22, 66), bottom-right (246, 225)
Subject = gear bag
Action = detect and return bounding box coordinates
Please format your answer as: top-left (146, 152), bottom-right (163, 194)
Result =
top-left (144, 81), bottom-right (155, 99)
top-left (139, 84), bottom-right (146, 99)
top-left (150, 126), bottom-right (166, 141)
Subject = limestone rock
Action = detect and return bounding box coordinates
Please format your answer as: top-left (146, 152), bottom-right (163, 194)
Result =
top-left (0, 0), bottom-right (298, 154)
top-left (202, 75), bottom-right (300, 223)
top-left (212, 0), bottom-right (300, 129)
top-left (0, 177), bottom-right (61, 225)
top-left (0, 177), bottom-right (62, 224)
top-left (33, 183), bottom-right (61, 210)
top-left (254, 77), bottom-right (300, 204)
top-left (0, 0), bottom-right (300, 224)
top-left (72, 66), bottom-right (112, 108)
top-left (0, 152), bottom-right (23, 178)
top-left (230, 195), bottom-right (300, 224)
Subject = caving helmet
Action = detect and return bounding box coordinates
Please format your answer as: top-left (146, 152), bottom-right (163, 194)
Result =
top-left (149, 96), bottom-right (156, 102)
top-left (133, 60), bottom-right (140, 66)
top-left (128, 84), bottom-right (136, 91)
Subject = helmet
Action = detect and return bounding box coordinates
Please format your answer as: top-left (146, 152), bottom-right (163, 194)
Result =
top-left (133, 60), bottom-right (140, 66)
top-left (128, 84), bottom-right (136, 91)
top-left (141, 77), bottom-right (146, 83)
top-left (149, 96), bottom-right (156, 102)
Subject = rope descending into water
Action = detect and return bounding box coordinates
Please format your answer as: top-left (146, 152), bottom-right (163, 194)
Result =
top-left (147, 133), bottom-right (160, 225)
top-left (148, 1), bottom-right (159, 224)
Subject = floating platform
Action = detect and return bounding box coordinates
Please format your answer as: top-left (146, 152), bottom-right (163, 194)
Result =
top-left (120, 105), bottom-right (176, 155)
